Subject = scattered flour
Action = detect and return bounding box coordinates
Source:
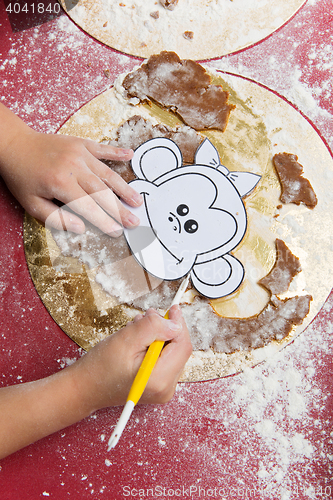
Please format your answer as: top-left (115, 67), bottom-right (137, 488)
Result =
top-left (60, 0), bottom-right (306, 59)
top-left (57, 357), bottom-right (77, 369)
top-left (1, 3), bottom-right (331, 498)
top-left (208, 0), bottom-right (333, 152)
top-left (229, 322), bottom-right (332, 499)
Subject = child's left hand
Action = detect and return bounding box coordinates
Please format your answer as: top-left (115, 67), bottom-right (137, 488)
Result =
top-left (0, 130), bottom-right (143, 235)
top-left (0, 103), bottom-right (143, 236)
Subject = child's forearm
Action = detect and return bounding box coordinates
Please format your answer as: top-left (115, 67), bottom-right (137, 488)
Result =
top-left (0, 103), bottom-right (31, 163)
top-left (0, 364), bottom-right (92, 459)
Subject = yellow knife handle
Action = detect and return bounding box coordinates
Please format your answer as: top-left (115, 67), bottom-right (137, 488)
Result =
top-left (126, 310), bottom-right (170, 406)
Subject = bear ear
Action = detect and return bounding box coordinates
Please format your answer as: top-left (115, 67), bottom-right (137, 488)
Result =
top-left (195, 138), bottom-right (221, 168)
top-left (191, 254), bottom-right (245, 299)
top-left (131, 138), bottom-right (182, 182)
top-left (227, 171), bottom-right (261, 198)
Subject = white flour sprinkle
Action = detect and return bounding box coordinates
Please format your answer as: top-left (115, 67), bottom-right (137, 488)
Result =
top-left (1, 3), bottom-right (331, 496)
top-left (208, 1), bottom-right (333, 152)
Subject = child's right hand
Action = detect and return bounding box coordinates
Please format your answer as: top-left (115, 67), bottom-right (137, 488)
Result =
top-left (0, 305), bottom-right (191, 459)
top-left (71, 305), bottom-right (192, 412)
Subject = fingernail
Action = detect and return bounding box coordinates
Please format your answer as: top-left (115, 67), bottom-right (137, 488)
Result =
top-left (170, 304), bottom-right (181, 317)
top-left (108, 226), bottom-right (123, 238)
top-left (120, 148), bottom-right (133, 158)
top-left (168, 320), bottom-right (181, 331)
top-left (127, 213), bottom-right (140, 227)
top-left (131, 192), bottom-right (144, 206)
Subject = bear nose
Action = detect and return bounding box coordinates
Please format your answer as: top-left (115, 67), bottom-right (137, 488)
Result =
top-left (168, 214), bottom-right (180, 232)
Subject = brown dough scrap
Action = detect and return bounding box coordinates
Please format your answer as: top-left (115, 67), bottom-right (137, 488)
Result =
top-left (259, 239), bottom-right (302, 295)
top-left (105, 115), bottom-right (203, 182)
top-left (122, 51), bottom-right (235, 131)
top-left (182, 294), bottom-right (312, 353)
top-left (115, 115), bottom-right (203, 162)
top-left (183, 31), bottom-right (194, 40)
top-left (159, 0), bottom-right (179, 10)
top-left (182, 238), bottom-right (311, 353)
top-left (273, 152), bottom-right (318, 208)
top-left (209, 294), bottom-right (312, 353)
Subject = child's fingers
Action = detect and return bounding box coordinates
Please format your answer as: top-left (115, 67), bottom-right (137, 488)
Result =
top-left (40, 197), bottom-right (121, 237)
top-left (87, 155), bottom-right (143, 207)
top-left (77, 173), bottom-right (140, 229)
top-left (111, 306), bottom-right (190, 406)
top-left (149, 331), bottom-right (192, 392)
top-left (73, 306), bottom-right (191, 409)
top-left (90, 189), bottom-right (140, 229)
top-left (32, 198), bottom-right (86, 233)
top-left (66, 192), bottom-right (124, 237)
top-left (167, 303), bottom-right (187, 324)
top-left (154, 305), bottom-right (192, 372)
top-left (43, 180), bottom-right (123, 236)
top-left (124, 308), bottom-right (184, 352)
top-left (41, 174), bottom-right (139, 235)
top-left (133, 313), bottom-right (144, 323)
top-left (84, 140), bottom-right (134, 162)
top-left (141, 307), bottom-right (192, 403)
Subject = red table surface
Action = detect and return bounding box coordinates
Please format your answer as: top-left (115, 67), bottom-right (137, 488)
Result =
top-left (0, 1), bottom-right (332, 499)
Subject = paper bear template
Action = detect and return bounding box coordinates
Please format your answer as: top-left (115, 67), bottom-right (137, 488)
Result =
top-left (123, 138), bottom-right (261, 299)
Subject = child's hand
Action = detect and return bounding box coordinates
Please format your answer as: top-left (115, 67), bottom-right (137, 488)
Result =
top-left (72, 305), bottom-right (192, 411)
top-left (0, 103), bottom-right (143, 236)
top-left (0, 305), bottom-right (191, 458)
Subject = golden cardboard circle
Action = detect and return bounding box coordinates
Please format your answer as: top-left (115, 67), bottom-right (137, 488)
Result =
top-left (24, 72), bottom-right (333, 381)
top-left (58, 0), bottom-right (306, 60)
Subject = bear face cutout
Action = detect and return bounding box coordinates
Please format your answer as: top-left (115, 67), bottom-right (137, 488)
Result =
top-left (123, 138), bottom-right (261, 299)
top-left (139, 170), bottom-right (245, 263)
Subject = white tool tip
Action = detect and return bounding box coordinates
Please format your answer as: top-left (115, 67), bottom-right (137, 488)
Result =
top-left (107, 400), bottom-right (135, 450)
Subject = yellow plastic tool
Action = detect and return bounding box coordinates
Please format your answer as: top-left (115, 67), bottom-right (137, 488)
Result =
top-left (127, 336), bottom-right (166, 407)
top-left (107, 275), bottom-right (189, 450)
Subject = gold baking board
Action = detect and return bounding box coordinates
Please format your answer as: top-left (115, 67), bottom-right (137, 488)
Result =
top-left (24, 72), bottom-right (333, 381)
top-left (58, 0), bottom-right (306, 60)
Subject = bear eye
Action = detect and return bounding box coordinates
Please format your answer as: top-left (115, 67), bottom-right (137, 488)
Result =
top-left (184, 219), bottom-right (198, 234)
top-left (177, 204), bottom-right (189, 217)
